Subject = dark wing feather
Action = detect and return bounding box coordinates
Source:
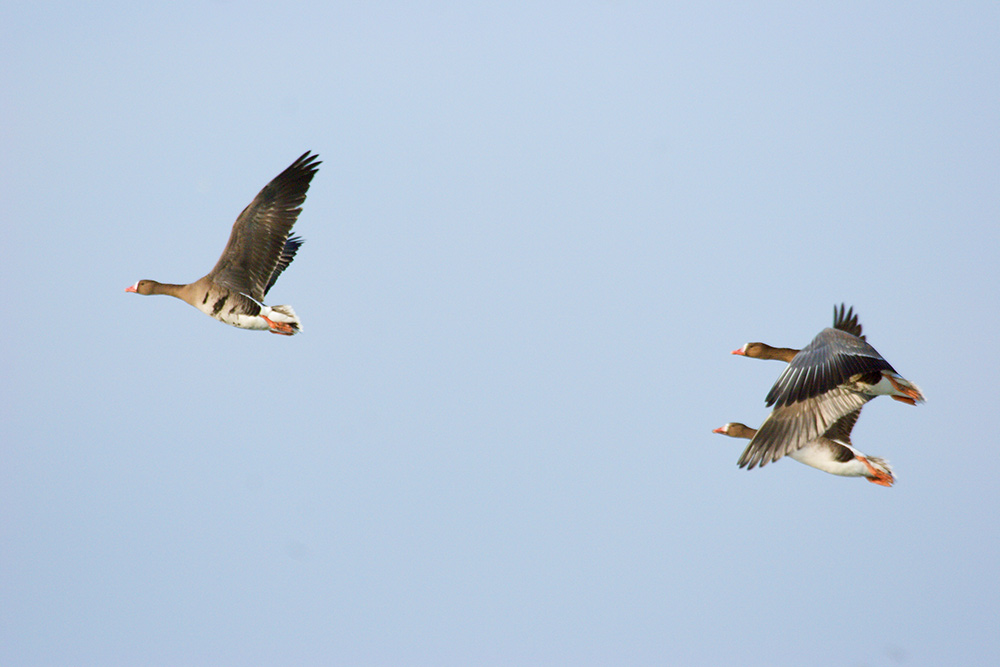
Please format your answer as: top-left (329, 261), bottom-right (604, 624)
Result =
top-left (264, 235), bottom-right (304, 297)
top-left (832, 303), bottom-right (865, 340)
top-left (738, 388), bottom-right (872, 469)
top-left (823, 406), bottom-right (862, 444)
top-left (822, 407), bottom-right (865, 463)
top-left (208, 152), bottom-right (320, 301)
top-left (764, 328), bottom-right (896, 408)
top-left (828, 442), bottom-right (857, 463)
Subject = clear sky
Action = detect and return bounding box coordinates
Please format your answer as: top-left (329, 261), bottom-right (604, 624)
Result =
top-left (3, 2), bottom-right (999, 665)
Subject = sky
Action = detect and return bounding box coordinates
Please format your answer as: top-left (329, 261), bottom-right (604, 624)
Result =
top-left (2, 2), bottom-right (999, 665)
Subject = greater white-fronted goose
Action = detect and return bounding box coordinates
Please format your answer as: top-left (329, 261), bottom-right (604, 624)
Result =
top-left (126, 151), bottom-right (320, 335)
top-left (713, 409), bottom-right (895, 486)
top-left (731, 304), bottom-right (923, 469)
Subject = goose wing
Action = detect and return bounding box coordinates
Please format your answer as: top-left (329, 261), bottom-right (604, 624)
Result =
top-left (764, 327), bottom-right (896, 409)
top-left (208, 152), bottom-right (320, 301)
top-left (738, 388), bottom-right (872, 469)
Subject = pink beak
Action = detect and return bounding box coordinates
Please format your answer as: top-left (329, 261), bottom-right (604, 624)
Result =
top-left (712, 426), bottom-right (726, 434)
top-left (730, 347), bottom-right (745, 356)
top-left (125, 283), bottom-right (137, 293)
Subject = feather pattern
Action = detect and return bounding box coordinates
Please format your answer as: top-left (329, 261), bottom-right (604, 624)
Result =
top-left (208, 152), bottom-right (320, 302)
top-left (731, 303), bottom-right (920, 471)
top-left (716, 407), bottom-right (894, 484)
top-left (265, 235), bottom-right (304, 296)
top-left (126, 151), bottom-right (319, 335)
top-left (740, 382), bottom-right (873, 469)
top-left (832, 303), bottom-right (864, 339)
top-left (764, 327), bottom-right (896, 408)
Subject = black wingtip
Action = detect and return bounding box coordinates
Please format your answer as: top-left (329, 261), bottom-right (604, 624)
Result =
top-left (292, 151), bottom-right (322, 172)
top-left (833, 303), bottom-right (864, 340)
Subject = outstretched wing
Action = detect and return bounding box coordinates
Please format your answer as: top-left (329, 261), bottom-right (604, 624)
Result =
top-left (764, 327), bottom-right (895, 408)
top-left (208, 152), bottom-right (320, 301)
top-left (738, 388), bottom-right (872, 469)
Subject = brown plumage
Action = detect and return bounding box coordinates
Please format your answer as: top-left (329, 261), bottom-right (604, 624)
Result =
top-left (731, 304), bottom-right (923, 469)
top-left (714, 407), bottom-right (895, 486)
top-left (126, 152), bottom-right (320, 334)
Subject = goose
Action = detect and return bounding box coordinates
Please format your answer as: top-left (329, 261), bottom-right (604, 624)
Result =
top-left (731, 304), bottom-right (922, 469)
top-left (714, 409), bottom-right (895, 486)
top-left (126, 151), bottom-right (320, 335)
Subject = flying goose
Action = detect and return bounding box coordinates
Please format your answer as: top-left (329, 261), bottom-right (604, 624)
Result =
top-left (126, 151), bottom-right (320, 335)
top-left (731, 304), bottom-right (922, 469)
top-left (714, 408), bottom-right (895, 486)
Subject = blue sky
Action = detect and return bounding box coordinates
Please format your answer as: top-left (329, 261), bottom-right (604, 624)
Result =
top-left (3, 2), bottom-right (999, 665)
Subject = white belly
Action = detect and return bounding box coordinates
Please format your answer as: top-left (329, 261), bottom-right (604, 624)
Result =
top-left (193, 296), bottom-right (270, 330)
top-left (789, 443), bottom-right (867, 477)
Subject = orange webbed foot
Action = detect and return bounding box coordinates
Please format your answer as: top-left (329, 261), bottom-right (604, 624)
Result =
top-left (865, 474), bottom-right (894, 487)
top-left (886, 374), bottom-right (923, 404)
top-left (857, 455), bottom-right (894, 487)
top-left (262, 316), bottom-right (296, 335)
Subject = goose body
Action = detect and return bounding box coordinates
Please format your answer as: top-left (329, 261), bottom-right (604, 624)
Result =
top-left (126, 151), bottom-right (320, 335)
top-left (731, 304), bottom-right (922, 469)
top-left (713, 411), bottom-right (895, 486)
